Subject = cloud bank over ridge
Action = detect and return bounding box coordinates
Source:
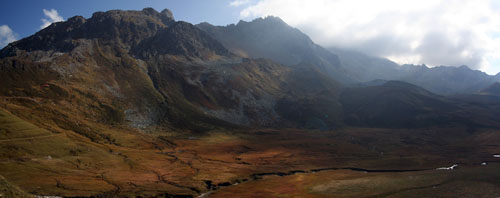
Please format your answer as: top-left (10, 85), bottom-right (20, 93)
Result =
top-left (0, 25), bottom-right (17, 48)
top-left (238, 0), bottom-right (500, 74)
top-left (41, 8), bottom-right (64, 29)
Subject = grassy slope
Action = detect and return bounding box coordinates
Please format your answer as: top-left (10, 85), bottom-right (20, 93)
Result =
top-left (0, 175), bottom-right (32, 198)
top-left (0, 107), bottom-right (198, 197)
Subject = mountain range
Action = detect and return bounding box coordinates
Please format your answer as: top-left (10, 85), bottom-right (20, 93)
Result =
top-left (2, 7), bottom-right (500, 197)
top-left (1, 8), bottom-right (500, 131)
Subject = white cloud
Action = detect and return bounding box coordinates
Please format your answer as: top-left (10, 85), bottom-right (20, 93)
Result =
top-left (239, 0), bottom-right (500, 74)
top-left (229, 0), bottom-right (252, 7)
top-left (40, 9), bottom-right (64, 29)
top-left (0, 25), bottom-right (17, 48)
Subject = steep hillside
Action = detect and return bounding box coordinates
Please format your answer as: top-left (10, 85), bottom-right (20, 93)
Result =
top-left (132, 21), bottom-right (231, 59)
top-left (341, 81), bottom-right (455, 128)
top-left (480, 82), bottom-right (500, 96)
top-left (0, 175), bottom-right (32, 198)
top-left (341, 81), bottom-right (500, 128)
top-left (329, 47), bottom-right (403, 82)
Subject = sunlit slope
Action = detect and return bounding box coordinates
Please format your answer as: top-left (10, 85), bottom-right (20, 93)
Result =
top-left (0, 175), bottom-right (32, 198)
top-left (0, 107), bottom-right (197, 197)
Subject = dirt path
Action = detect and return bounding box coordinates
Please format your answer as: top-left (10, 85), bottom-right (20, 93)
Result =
top-left (0, 133), bottom-right (65, 143)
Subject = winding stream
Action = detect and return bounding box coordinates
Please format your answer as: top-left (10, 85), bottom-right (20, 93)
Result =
top-left (196, 166), bottom-right (431, 198)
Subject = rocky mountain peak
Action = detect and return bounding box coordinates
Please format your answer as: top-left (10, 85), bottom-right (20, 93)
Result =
top-left (139, 7), bottom-right (175, 24)
top-left (67, 15), bottom-right (87, 25)
top-left (233, 16), bottom-right (297, 36)
top-left (141, 7), bottom-right (158, 15)
top-left (160, 8), bottom-right (174, 20)
top-left (0, 8), bottom-right (178, 58)
top-left (240, 16), bottom-right (288, 27)
top-left (132, 21), bottom-right (231, 59)
top-left (458, 65), bottom-right (471, 70)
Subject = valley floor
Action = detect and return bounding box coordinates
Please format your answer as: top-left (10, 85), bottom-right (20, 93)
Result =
top-left (209, 164), bottom-right (500, 198)
top-left (1, 108), bottom-right (500, 197)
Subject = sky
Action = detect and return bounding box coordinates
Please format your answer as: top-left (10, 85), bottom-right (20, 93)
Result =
top-left (1, 0), bottom-right (500, 75)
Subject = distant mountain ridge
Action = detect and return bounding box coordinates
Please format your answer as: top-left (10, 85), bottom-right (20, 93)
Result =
top-left (197, 18), bottom-right (500, 95)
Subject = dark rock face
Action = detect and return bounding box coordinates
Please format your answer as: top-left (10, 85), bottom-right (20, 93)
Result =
top-left (132, 21), bottom-right (231, 59)
top-left (340, 81), bottom-right (500, 128)
top-left (341, 81), bottom-right (455, 128)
